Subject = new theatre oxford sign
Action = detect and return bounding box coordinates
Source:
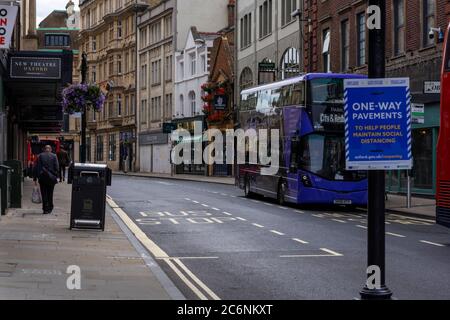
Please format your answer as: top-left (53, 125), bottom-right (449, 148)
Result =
top-left (10, 57), bottom-right (61, 79)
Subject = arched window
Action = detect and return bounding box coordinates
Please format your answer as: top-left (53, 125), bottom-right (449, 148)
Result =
top-left (179, 94), bottom-right (184, 116)
top-left (239, 67), bottom-right (253, 91)
top-left (189, 91), bottom-right (196, 116)
top-left (280, 47), bottom-right (300, 79)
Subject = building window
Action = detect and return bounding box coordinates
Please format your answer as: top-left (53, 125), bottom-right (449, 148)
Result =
top-left (125, 95), bottom-right (129, 116)
top-left (150, 22), bottom-right (161, 44)
top-left (240, 12), bottom-right (252, 49)
top-left (341, 19), bottom-right (349, 72)
top-left (150, 96), bottom-right (161, 121)
top-left (259, 0), bottom-right (272, 38)
top-left (322, 29), bottom-right (331, 72)
top-left (140, 64), bottom-right (147, 88)
top-left (108, 100), bottom-right (114, 118)
top-left (117, 55), bottom-right (122, 74)
top-left (179, 61), bottom-right (184, 80)
top-left (423, 0), bottom-right (436, 47)
top-left (117, 20), bottom-right (122, 39)
top-left (109, 23), bottom-right (114, 41)
top-left (92, 36), bottom-right (96, 51)
top-left (96, 135), bottom-right (104, 161)
top-left (165, 93), bottom-right (172, 119)
top-left (140, 27), bottom-right (148, 48)
top-left (45, 34), bottom-right (70, 47)
top-left (165, 15), bottom-right (172, 37)
top-left (92, 65), bottom-right (97, 83)
top-left (109, 55), bottom-right (114, 75)
top-left (189, 91), bottom-right (196, 116)
top-left (151, 60), bottom-right (161, 85)
top-left (239, 67), bottom-right (253, 91)
top-left (140, 99), bottom-right (147, 124)
top-left (165, 55), bottom-right (173, 81)
top-left (179, 94), bottom-right (184, 116)
top-left (189, 53), bottom-right (196, 76)
top-left (394, 0), bottom-right (405, 55)
top-left (117, 95), bottom-right (122, 116)
top-left (125, 52), bottom-right (129, 73)
top-left (281, 0), bottom-right (297, 26)
top-left (280, 47), bottom-right (300, 79)
top-left (200, 54), bottom-right (206, 73)
top-left (357, 12), bottom-right (366, 66)
top-left (108, 134), bottom-right (116, 161)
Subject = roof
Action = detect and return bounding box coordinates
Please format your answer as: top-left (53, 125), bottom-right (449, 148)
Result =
top-left (190, 26), bottom-right (221, 43)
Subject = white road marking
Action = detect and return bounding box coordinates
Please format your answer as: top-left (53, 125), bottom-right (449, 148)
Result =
top-left (139, 212), bottom-right (148, 217)
top-left (356, 225), bottom-right (368, 229)
top-left (201, 204), bottom-right (209, 207)
top-left (292, 238), bottom-right (308, 244)
top-left (184, 198), bottom-right (191, 201)
top-left (106, 196), bottom-right (219, 300)
top-left (222, 212), bottom-right (232, 216)
top-left (390, 214), bottom-right (435, 224)
top-left (235, 217), bottom-right (247, 221)
top-left (220, 193), bottom-right (228, 196)
top-left (320, 248), bottom-right (343, 256)
top-left (312, 214), bottom-right (324, 218)
top-left (270, 230), bottom-right (285, 236)
top-left (294, 210), bottom-right (304, 214)
top-left (192, 200), bottom-right (199, 204)
top-left (251, 200), bottom-right (261, 203)
top-left (277, 206), bottom-right (288, 210)
top-left (159, 256), bottom-right (219, 260)
top-left (332, 219), bottom-right (347, 223)
top-left (230, 195), bottom-right (236, 198)
top-left (420, 240), bottom-right (445, 247)
top-left (263, 203), bottom-right (273, 206)
top-left (385, 222), bottom-right (391, 225)
top-left (211, 207), bottom-right (220, 211)
top-left (386, 232), bottom-right (406, 238)
top-left (252, 223), bottom-right (264, 228)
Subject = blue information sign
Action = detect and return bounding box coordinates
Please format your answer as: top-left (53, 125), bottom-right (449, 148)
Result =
top-left (344, 78), bottom-right (412, 170)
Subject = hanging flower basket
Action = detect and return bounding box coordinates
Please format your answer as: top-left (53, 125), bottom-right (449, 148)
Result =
top-left (61, 83), bottom-right (106, 114)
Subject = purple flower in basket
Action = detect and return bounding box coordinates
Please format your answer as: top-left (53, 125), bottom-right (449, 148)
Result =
top-left (61, 83), bottom-right (106, 114)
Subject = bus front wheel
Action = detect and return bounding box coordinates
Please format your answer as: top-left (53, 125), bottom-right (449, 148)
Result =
top-left (277, 180), bottom-right (287, 205)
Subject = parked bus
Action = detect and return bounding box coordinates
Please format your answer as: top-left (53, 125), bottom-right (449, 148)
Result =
top-left (236, 73), bottom-right (368, 206)
top-left (26, 137), bottom-right (61, 177)
top-left (436, 23), bottom-right (450, 228)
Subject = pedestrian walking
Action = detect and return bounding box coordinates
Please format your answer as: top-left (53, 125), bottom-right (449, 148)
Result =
top-left (33, 145), bottom-right (59, 214)
top-left (57, 147), bottom-right (71, 182)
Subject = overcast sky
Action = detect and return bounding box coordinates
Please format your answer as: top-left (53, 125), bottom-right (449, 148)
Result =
top-left (37, 0), bottom-right (80, 27)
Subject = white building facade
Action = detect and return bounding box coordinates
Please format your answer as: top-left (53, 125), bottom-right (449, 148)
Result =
top-left (136, 0), bottom-right (230, 174)
top-left (236, 0), bottom-right (302, 97)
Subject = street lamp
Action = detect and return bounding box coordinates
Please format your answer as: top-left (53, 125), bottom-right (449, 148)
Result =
top-left (291, 7), bottom-right (311, 73)
top-left (80, 52), bottom-right (88, 163)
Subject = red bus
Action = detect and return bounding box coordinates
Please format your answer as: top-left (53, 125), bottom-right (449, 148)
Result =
top-left (26, 137), bottom-right (61, 176)
top-left (437, 23), bottom-right (450, 228)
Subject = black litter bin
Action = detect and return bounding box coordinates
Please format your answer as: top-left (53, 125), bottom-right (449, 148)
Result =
top-left (3, 160), bottom-right (23, 208)
top-left (0, 165), bottom-right (11, 215)
top-left (68, 163), bottom-right (112, 231)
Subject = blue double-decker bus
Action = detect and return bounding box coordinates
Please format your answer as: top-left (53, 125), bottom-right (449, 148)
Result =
top-left (236, 73), bottom-right (368, 206)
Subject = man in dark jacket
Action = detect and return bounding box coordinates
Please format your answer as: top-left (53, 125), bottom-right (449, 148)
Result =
top-left (57, 147), bottom-right (71, 182)
top-left (34, 145), bottom-right (59, 214)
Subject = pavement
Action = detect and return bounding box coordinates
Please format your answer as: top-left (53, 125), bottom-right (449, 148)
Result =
top-left (0, 178), bottom-right (181, 300)
top-left (386, 193), bottom-right (436, 219)
top-left (107, 175), bottom-right (450, 300)
top-left (114, 171), bottom-right (436, 219)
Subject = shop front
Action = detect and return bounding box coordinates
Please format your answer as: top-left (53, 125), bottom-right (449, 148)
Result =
top-left (386, 101), bottom-right (439, 196)
top-left (172, 116), bottom-right (207, 175)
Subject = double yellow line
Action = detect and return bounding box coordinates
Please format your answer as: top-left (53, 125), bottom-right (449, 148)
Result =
top-left (106, 196), bottom-right (220, 300)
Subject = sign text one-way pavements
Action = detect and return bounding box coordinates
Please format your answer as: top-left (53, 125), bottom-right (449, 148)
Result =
top-left (344, 78), bottom-right (412, 170)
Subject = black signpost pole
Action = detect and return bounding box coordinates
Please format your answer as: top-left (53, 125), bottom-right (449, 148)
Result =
top-left (360, 0), bottom-right (393, 300)
top-left (80, 52), bottom-right (87, 164)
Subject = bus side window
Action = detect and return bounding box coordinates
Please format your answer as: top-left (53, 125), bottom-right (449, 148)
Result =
top-left (291, 83), bottom-right (304, 106)
top-left (281, 85), bottom-right (292, 106)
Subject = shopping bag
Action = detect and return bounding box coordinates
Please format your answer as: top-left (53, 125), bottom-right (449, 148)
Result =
top-left (32, 186), bottom-right (42, 204)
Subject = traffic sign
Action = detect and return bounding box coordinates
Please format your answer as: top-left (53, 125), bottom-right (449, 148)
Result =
top-left (344, 78), bottom-right (412, 170)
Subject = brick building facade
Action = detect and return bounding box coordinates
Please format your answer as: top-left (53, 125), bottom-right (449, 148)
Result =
top-left (300, 0), bottom-right (450, 195)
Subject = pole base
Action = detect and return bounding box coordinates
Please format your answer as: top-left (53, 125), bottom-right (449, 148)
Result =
top-left (360, 285), bottom-right (393, 300)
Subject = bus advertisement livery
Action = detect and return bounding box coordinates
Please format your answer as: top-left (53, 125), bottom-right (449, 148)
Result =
top-left (236, 73), bottom-right (368, 206)
top-left (437, 23), bottom-right (450, 228)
